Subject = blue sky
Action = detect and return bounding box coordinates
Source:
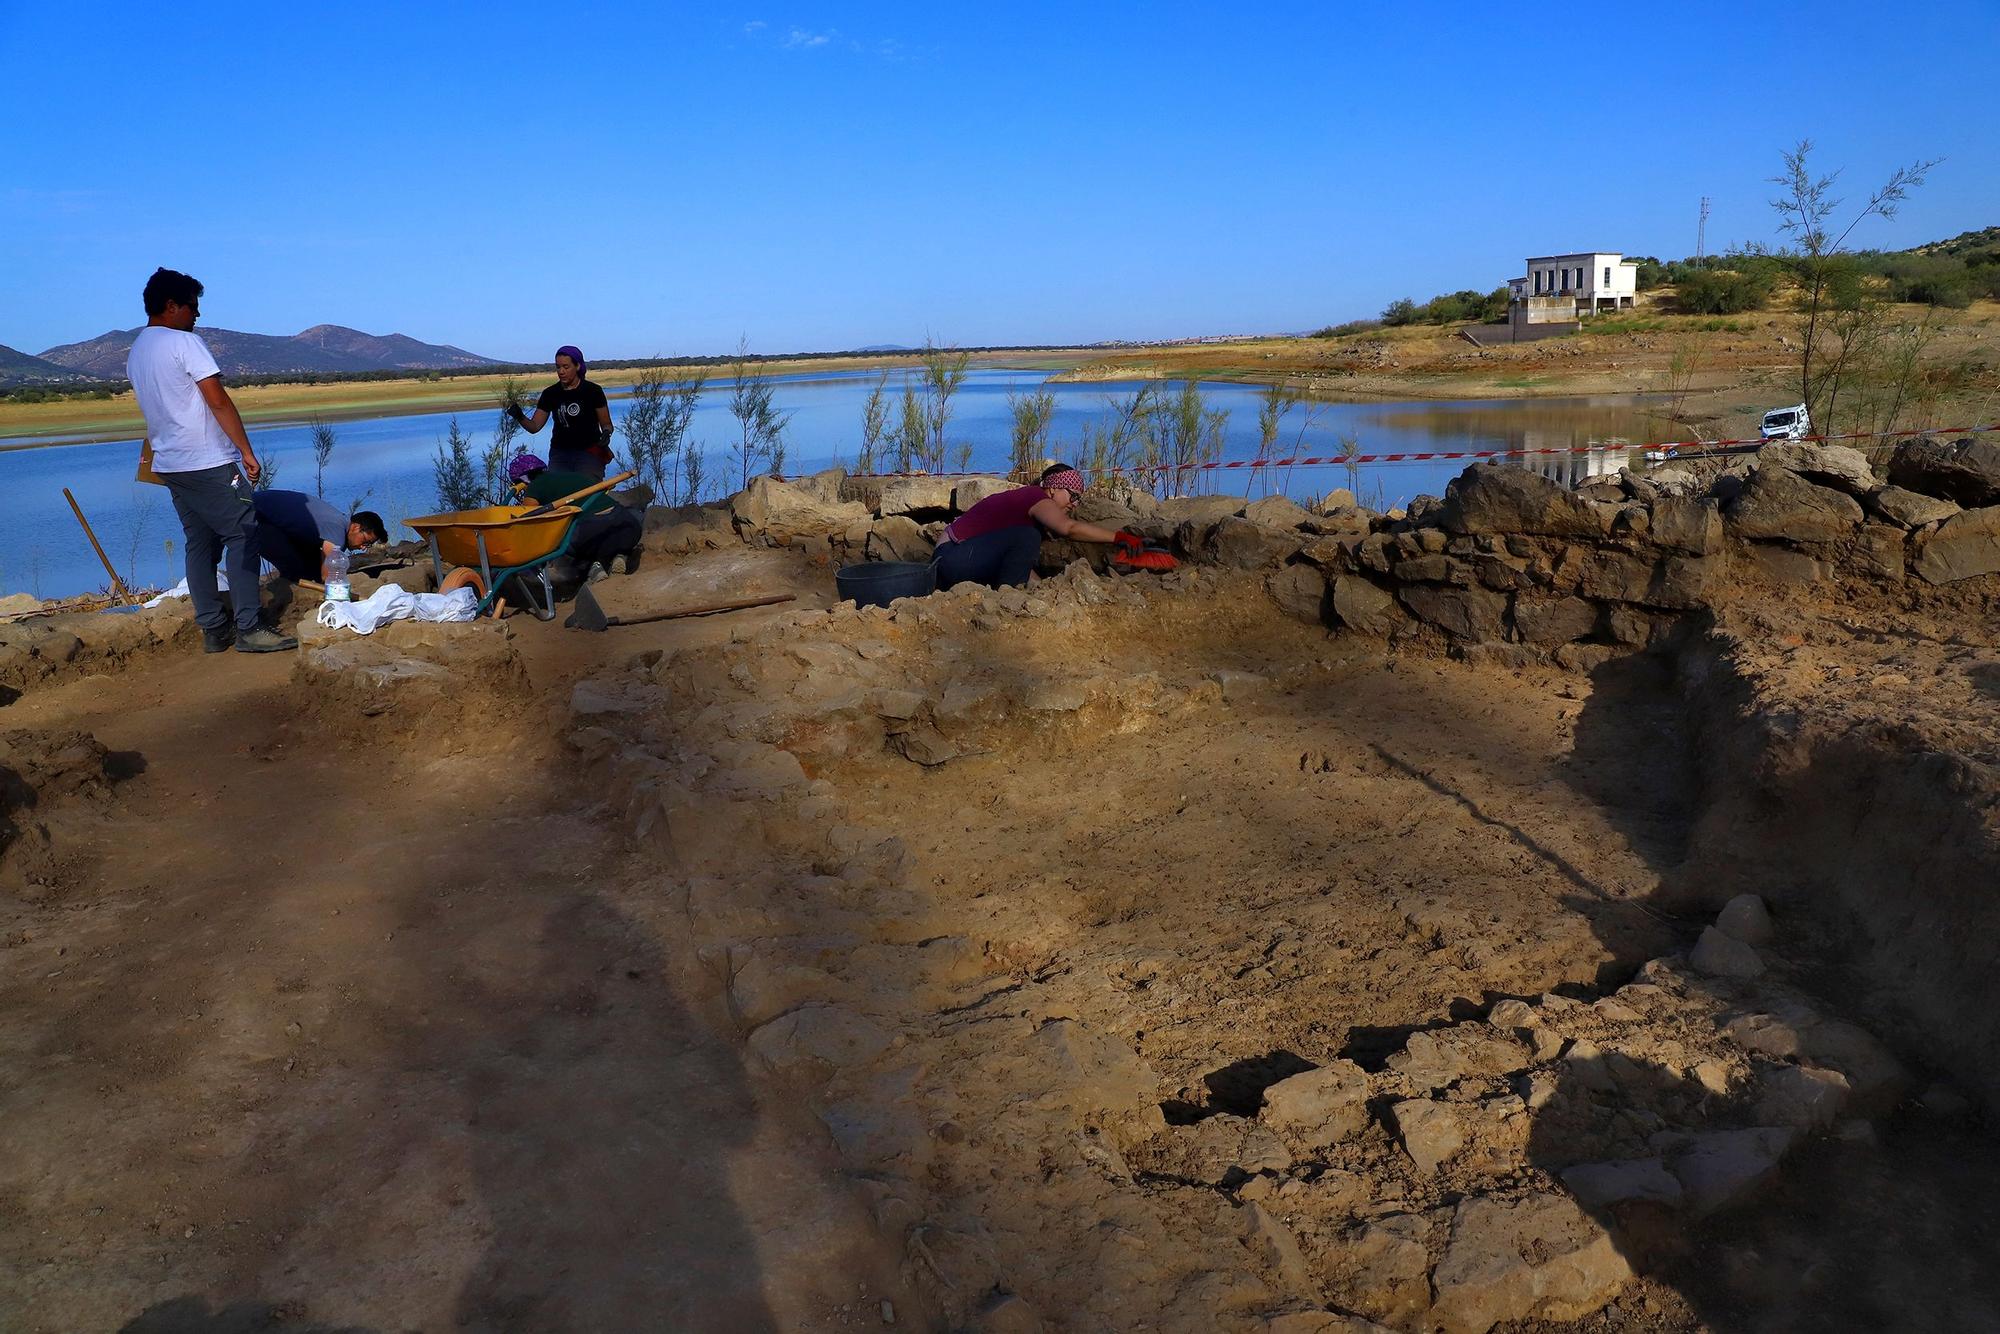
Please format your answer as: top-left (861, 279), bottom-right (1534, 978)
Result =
top-left (3, 1), bottom-right (1995, 362)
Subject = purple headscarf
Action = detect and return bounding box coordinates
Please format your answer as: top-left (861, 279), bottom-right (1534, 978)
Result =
top-left (554, 345), bottom-right (586, 376)
top-left (508, 452), bottom-right (547, 483)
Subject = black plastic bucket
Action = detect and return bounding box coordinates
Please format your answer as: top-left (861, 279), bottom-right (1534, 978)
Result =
top-left (836, 560), bottom-right (936, 608)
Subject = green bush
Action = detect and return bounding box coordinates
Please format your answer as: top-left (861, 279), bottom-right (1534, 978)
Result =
top-left (1674, 268), bottom-right (1773, 314)
top-left (1312, 319), bottom-right (1382, 338)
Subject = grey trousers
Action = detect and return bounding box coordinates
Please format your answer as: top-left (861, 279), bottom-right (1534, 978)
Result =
top-left (161, 462), bottom-right (263, 633)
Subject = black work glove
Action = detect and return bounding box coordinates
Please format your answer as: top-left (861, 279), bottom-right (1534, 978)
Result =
top-left (507, 404), bottom-right (529, 425)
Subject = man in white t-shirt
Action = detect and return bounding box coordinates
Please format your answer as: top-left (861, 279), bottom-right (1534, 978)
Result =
top-left (126, 268), bottom-right (295, 653)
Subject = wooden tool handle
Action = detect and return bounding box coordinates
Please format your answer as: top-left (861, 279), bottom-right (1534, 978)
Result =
top-left (610, 592), bottom-right (795, 626)
top-left (527, 470), bottom-right (637, 516)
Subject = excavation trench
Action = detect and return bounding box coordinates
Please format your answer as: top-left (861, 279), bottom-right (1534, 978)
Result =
top-left (568, 564), bottom-right (2000, 1331)
top-left (5, 543), bottom-right (1999, 1332)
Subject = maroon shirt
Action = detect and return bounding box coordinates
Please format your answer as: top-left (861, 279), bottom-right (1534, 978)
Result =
top-left (945, 485), bottom-right (1049, 543)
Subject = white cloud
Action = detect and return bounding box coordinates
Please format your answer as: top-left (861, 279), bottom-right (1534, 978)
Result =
top-left (783, 26), bottom-right (834, 48)
top-left (742, 19), bottom-right (766, 33)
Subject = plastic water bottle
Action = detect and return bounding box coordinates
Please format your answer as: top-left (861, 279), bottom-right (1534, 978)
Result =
top-left (325, 547), bottom-right (352, 602)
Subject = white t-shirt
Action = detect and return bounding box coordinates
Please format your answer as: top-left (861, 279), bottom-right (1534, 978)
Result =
top-left (126, 326), bottom-right (236, 472)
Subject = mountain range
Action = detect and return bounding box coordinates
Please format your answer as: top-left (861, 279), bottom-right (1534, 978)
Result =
top-left (12, 324), bottom-right (499, 385)
top-left (0, 344), bottom-right (92, 386)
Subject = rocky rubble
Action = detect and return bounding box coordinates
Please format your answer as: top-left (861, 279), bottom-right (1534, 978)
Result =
top-left (697, 434), bottom-right (2000, 675)
top-left (1117, 888), bottom-right (1913, 1333)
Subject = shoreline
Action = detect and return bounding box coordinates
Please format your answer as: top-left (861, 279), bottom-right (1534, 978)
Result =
top-left (5, 300), bottom-right (1994, 450)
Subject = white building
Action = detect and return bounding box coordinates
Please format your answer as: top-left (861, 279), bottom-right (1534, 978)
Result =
top-left (1507, 252), bottom-right (1639, 318)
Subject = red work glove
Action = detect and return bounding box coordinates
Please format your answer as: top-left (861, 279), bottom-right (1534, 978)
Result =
top-left (1113, 529), bottom-right (1146, 554)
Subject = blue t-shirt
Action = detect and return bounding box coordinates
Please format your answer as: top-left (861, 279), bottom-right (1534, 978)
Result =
top-left (253, 490), bottom-right (346, 548)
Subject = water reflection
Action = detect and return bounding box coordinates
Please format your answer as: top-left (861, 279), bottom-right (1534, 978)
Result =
top-left (1369, 399), bottom-right (1686, 491)
top-left (0, 376), bottom-right (1690, 600)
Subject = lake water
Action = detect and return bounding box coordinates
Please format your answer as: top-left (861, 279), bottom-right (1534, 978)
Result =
top-left (0, 368), bottom-right (1681, 601)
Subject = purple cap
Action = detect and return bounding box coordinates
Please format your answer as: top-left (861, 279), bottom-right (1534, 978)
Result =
top-left (507, 452), bottom-right (547, 483)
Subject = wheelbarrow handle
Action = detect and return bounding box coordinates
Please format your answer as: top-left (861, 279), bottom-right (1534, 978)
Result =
top-left (522, 470), bottom-right (638, 518)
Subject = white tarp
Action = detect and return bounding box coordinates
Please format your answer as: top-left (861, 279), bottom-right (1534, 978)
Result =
top-left (315, 584), bottom-right (479, 635)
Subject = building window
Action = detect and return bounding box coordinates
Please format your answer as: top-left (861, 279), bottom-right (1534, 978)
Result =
top-left (1603, 265), bottom-right (1612, 287)
top-left (1561, 268), bottom-right (1571, 291)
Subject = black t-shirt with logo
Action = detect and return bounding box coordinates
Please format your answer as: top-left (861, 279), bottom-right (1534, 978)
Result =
top-left (536, 379), bottom-right (610, 456)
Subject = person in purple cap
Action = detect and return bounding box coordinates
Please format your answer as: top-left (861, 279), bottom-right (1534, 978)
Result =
top-left (932, 462), bottom-right (1139, 590)
top-left (506, 451), bottom-right (645, 584)
top-left (507, 345), bottom-right (614, 479)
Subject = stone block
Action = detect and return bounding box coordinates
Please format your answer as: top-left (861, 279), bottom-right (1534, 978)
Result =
top-left (1689, 925), bottom-right (1764, 978)
top-left (1853, 523), bottom-right (1907, 580)
top-left (1577, 550), bottom-right (1714, 610)
top-left (1725, 466), bottom-right (1865, 543)
top-left (1438, 464), bottom-right (1601, 539)
top-left (1744, 544), bottom-right (1827, 586)
top-left (1244, 494), bottom-right (1317, 530)
top-left (1886, 435), bottom-right (2000, 507)
top-left (875, 476), bottom-right (956, 517)
top-left (1206, 517), bottom-right (1308, 569)
top-left (1397, 585), bottom-right (1509, 641)
top-left (1332, 576), bottom-right (1403, 637)
top-left (1513, 595), bottom-right (1597, 645)
top-left (952, 475), bottom-right (1013, 512)
top-left (1266, 564), bottom-right (1329, 624)
top-left (1647, 496), bottom-right (1724, 554)
top-left (1669, 1127), bottom-right (1795, 1218)
top-left (865, 515), bottom-right (934, 563)
top-left (1260, 1060), bottom-right (1369, 1147)
top-left (1869, 485), bottom-right (1960, 529)
top-left (1716, 893), bottom-right (1773, 945)
top-left (1914, 505), bottom-right (2000, 584)
top-left (1429, 1192), bottom-right (1633, 1334)
top-left (730, 475), bottom-right (870, 537)
top-left (1757, 442), bottom-right (1876, 494)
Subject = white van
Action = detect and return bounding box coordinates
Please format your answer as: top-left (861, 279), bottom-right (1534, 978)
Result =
top-left (1760, 404), bottom-right (1811, 442)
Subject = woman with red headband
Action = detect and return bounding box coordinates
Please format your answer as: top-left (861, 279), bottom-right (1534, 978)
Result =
top-left (932, 462), bottom-right (1140, 590)
top-left (507, 344), bottom-right (615, 479)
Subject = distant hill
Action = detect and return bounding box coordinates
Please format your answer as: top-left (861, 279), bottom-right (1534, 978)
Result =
top-left (853, 344), bottom-right (916, 353)
top-left (34, 325), bottom-right (499, 381)
top-left (1913, 226), bottom-right (2000, 261)
top-left (0, 343), bottom-right (97, 389)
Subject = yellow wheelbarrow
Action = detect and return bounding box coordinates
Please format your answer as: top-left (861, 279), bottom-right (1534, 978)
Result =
top-left (404, 472), bottom-right (634, 619)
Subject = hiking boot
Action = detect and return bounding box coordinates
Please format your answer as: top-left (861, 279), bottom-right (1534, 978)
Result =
top-left (609, 550), bottom-right (640, 576)
top-left (234, 626), bottom-right (298, 654)
top-left (202, 626), bottom-right (234, 654)
top-left (586, 561), bottom-right (610, 584)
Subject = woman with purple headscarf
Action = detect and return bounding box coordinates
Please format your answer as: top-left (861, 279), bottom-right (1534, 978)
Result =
top-left (507, 344), bottom-right (614, 479)
top-left (932, 462), bottom-right (1140, 590)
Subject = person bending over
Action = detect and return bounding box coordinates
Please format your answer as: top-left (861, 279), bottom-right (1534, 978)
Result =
top-left (506, 345), bottom-right (614, 479)
top-left (933, 463), bottom-right (1138, 590)
top-left (508, 453), bottom-right (644, 580)
top-left (252, 490), bottom-right (387, 585)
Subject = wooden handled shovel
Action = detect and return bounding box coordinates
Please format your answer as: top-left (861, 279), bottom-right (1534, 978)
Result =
top-left (563, 585), bottom-right (795, 632)
top-left (521, 470), bottom-right (637, 518)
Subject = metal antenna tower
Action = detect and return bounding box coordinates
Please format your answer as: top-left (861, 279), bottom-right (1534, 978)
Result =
top-left (1697, 196), bottom-right (1711, 265)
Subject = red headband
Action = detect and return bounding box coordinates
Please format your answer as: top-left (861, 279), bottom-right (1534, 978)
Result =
top-left (1042, 468), bottom-right (1085, 495)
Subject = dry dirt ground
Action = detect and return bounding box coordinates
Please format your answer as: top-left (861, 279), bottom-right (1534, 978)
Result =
top-left (1059, 300), bottom-right (2000, 447)
top-left (2, 547), bottom-right (1997, 1331)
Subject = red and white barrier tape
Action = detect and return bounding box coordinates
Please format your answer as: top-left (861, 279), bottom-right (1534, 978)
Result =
top-left (848, 422), bottom-right (2000, 480)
